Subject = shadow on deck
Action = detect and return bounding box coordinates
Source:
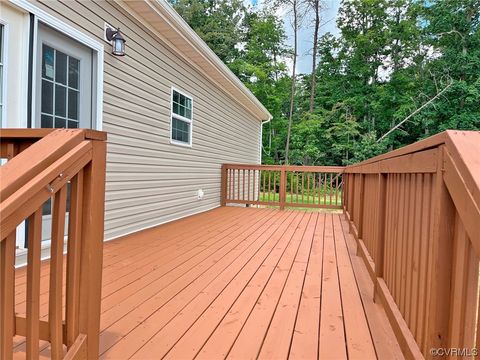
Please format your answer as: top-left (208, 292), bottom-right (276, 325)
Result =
top-left (14, 207), bottom-right (403, 359)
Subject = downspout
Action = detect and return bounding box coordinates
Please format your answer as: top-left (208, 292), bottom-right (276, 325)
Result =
top-left (259, 115), bottom-right (272, 165)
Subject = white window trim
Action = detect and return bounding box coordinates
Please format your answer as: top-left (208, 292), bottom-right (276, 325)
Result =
top-left (170, 86), bottom-right (193, 147)
top-left (0, 20), bottom-right (8, 128)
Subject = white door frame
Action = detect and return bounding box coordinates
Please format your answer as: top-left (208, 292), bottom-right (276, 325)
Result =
top-left (7, 0), bottom-right (104, 250)
top-left (9, 0), bottom-right (104, 131)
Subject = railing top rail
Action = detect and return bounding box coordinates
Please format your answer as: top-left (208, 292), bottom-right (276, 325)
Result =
top-left (0, 128), bottom-right (106, 141)
top-left (345, 131), bottom-right (449, 171)
top-left (223, 164), bottom-right (345, 172)
top-left (0, 129), bottom-right (107, 203)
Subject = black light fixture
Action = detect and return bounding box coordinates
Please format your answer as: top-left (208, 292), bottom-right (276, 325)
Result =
top-left (106, 27), bottom-right (126, 56)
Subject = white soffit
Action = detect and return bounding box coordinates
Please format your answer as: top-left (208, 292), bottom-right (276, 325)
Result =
top-left (122, 0), bottom-right (272, 122)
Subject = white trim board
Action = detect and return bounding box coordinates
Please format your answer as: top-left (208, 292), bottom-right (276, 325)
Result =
top-left (0, 19), bottom-right (8, 128)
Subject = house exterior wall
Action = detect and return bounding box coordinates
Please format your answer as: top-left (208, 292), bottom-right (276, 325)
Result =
top-left (26, 0), bottom-right (262, 240)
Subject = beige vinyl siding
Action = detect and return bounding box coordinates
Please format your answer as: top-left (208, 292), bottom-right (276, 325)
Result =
top-left (29, 0), bottom-right (262, 240)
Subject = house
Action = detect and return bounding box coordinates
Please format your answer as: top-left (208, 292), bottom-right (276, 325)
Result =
top-left (0, 0), bottom-right (271, 251)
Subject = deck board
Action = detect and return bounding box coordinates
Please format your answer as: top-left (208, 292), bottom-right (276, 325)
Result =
top-left (13, 207), bottom-right (403, 359)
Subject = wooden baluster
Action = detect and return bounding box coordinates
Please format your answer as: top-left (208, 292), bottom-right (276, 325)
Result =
top-left (268, 171), bottom-right (271, 203)
top-left (247, 169), bottom-right (251, 203)
top-left (231, 168), bottom-right (234, 201)
top-left (329, 173), bottom-right (333, 205)
top-left (318, 173), bottom-right (321, 206)
top-left (296, 173), bottom-right (299, 203)
top-left (49, 186), bottom-right (68, 359)
top-left (220, 165), bottom-right (227, 207)
top-left (237, 169), bottom-right (240, 201)
top-left (226, 169), bottom-right (230, 201)
top-left (242, 169), bottom-right (245, 202)
top-left (26, 209), bottom-right (42, 360)
top-left (272, 172), bottom-right (276, 203)
top-left (312, 173), bottom-right (316, 206)
top-left (66, 171), bottom-right (84, 348)
top-left (326, 173), bottom-right (329, 205)
top-left (262, 171), bottom-right (266, 203)
top-left (256, 170), bottom-right (259, 203)
top-left (307, 173), bottom-right (310, 205)
top-left (323, 173), bottom-right (327, 207)
top-left (279, 168), bottom-right (286, 210)
top-left (301, 173), bottom-right (305, 204)
top-left (257, 170), bottom-right (262, 201)
top-left (0, 232), bottom-right (16, 360)
top-left (335, 174), bottom-right (339, 206)
top-left (5, 142), bottom-right (19, 161)
top-left (254, 170), bottom-right (256, 203)
top-left (290, 172), bottom-right (294, 205)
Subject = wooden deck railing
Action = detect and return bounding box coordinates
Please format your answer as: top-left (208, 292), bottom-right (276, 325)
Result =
top-left (0, 129), bottom-right (107, 360)
top-left (343, 130), bottom-right (480, 360)
top-left (221, 164), bottom-right (344, 210)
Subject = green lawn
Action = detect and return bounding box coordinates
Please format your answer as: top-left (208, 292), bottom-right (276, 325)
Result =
top-left (259, 192), bottom-right (342, 206)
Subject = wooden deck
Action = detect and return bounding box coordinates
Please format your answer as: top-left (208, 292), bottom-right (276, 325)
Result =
top-left (13, 207), bottom-right (403, 359)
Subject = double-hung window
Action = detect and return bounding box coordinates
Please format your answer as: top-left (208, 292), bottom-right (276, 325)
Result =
top-left (170, 88), bottom-right (193, 146)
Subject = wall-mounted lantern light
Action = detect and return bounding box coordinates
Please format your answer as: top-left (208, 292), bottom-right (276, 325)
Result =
top-left (106, 27), bottom-right (126, 56)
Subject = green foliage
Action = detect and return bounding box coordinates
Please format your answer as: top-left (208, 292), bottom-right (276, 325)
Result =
top-left (171, 0), bottom-right (480, 165)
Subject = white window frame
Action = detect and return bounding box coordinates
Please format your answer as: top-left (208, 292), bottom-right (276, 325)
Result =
top-left (170, 86), bottom-right (193, 147)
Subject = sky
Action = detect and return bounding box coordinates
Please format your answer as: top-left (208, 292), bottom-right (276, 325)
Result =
top-left (251, 0), bottom-right (341, 74)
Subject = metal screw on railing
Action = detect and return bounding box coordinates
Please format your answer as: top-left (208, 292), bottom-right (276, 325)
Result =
top-left (46, 184), bottom-right (54, 193)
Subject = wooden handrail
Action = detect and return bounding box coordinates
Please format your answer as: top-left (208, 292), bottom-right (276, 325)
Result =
top-left (343, 130), bottom-right (480, 360)
top-left (0, 129), bottom-right (107, 360)
top-left (221, 164), bottom-right (345, 210)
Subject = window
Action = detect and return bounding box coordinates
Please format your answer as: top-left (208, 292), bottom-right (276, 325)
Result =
top-left (40, 44), bottom-right (80, 128)
top-left (170, 88), bottom-right (193, 146)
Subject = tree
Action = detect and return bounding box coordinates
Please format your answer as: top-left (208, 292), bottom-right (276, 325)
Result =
top-left (171, 0), bottom-right (480, 167)
top-left (169, 0), bottom-right (247, 69)
top-left (306, 0), bottom-right (324, 112)
top-left (281, 0), bottom-right (305, 164)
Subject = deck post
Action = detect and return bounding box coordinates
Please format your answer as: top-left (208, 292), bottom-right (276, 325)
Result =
top-left (220, 164), bottom-right (227, 206)
top-left (0, 232), bottom-right (15, 360)
top-left (373, 173), bottom-right (387, 302)
top-left (78, 139), bottom-right (107, 360)
top-left (425, 145), bottom-right (455, 357)
top-left (279, 168), bottom-right (286, 210)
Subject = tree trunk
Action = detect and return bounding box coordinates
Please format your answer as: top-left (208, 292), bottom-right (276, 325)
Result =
top-left (285, 0), bottom-right (298, 164)
top-left (309, 0), bottom-right (320, 112)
